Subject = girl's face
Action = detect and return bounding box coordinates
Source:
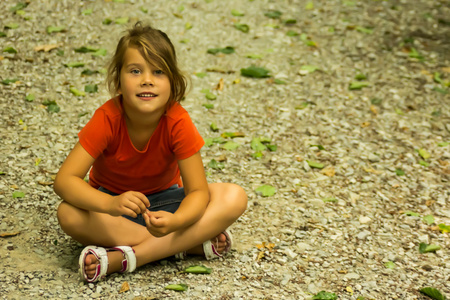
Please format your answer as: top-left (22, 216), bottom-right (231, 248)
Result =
top-left (118, 46), bottom-right (171, 119)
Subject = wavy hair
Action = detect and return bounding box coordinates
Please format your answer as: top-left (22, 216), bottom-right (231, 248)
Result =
top-left (106, 22), bottom-right (187, 107)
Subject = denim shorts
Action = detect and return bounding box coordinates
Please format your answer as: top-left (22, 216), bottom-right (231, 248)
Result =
top-left (98, 185), bottom-right (185, 226)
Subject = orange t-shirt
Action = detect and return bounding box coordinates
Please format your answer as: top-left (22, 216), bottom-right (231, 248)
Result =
top-left (78, 97), bottom-right (204, 195)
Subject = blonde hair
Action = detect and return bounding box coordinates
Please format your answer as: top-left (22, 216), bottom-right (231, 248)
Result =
top-left (106, 22), bottom-right (187, 106)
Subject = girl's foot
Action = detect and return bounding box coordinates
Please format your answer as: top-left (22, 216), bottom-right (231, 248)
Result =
top-left (83, 250), bottom-right (124, 279)
top-left (187, 232), bottom-right (228, 256)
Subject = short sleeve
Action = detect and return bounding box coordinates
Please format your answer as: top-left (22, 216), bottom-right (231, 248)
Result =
top-left (171, 113), bottom-right (204, 160)
top-left (78, 109), bottom-right (113, 159)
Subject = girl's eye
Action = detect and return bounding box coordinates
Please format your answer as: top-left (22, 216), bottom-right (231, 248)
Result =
top-left (131, 69), bottom-right (141, 74)
top-left (154, 70), bottom-right (164, 75)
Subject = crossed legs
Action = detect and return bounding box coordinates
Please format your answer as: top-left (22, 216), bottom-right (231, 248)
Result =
top-left (57, 183), bottom-right (247, 278)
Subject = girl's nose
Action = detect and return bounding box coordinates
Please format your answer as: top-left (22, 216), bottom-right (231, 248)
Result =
top-left (141, 74), bottom-right (154, 86)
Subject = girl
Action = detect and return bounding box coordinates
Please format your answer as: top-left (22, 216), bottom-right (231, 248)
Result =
top-left (54, 22), bottom-right (247, 283)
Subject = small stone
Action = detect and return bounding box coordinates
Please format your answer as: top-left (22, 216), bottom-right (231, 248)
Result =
top-left (422, 265), bottom-right (433, 271)
top-left (309, 199), bottom-right (325, 208)
top-left (296, 242), bottom-right (311, 253)
top-left (284, 248), bottom-right (298, 259)
top-left (368, 153), bottom-right (380, 162)
top-left (344, 273), bottom-right (361, 280)
top-left (356, 230), bottom-right (370, 240)
top-left (359, 216), bottom-right (371, 224)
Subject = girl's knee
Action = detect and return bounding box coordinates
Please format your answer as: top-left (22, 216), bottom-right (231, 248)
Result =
top-left (211, 183), bottom-right (247, 216)
top-left (57, 201), bottom-right (84, 232)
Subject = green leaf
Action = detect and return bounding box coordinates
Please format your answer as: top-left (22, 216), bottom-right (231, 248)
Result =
top-left (409, 48), bottom-right (424, 61)
top-left (371, 98), bottom-right (382, 105)
top-left (92, 48), bottom-right (107, 57)
top-left (310, 144), bottom-right (325, 150)
top-left (251, 138), bottom-right (267, 152)
top-left (70, 87), bottom-right (86, 97)
top-left (286, 30), bottom-right (299, 37)
top-left (419, 287), bottom-right (446, 300)
top-left (274, 79), bottom-right (286, 84)
top-left (183, 265), bottom-right (212, 274)
top-left (74, 46), bottom-right (98, 53)
top-left (64, 62), bottom-right (85, 68)
top-left (202, 103), bottom-right (214, 109)
top-left (438, 142), bottom-right (449, 147)
top-left (207, 46), bottom-right (235, 55)
top-left (140, 6), bottom-right (148, 13)
top-left (312, 291), bottom-right (338, 300)
top-left (103, 18), bottom-right (113, 25)
top-left (419, 160), bottom-right (429, 167)
top-left (82, 8), bottom-right (93, 15)
top-left (207, 123), bottom-right (218, 133)
top-left (395, 169), bottom-right (405, 176)
top-left (322, 197), bottom-right (338, 203)
top-left (221, 132), bottom-right (245, 138)
top-left (0, 32), bottom-right (7, 37)
top-left (306, 160), bottom-right (324, 169)
top-left (349, 81), bottom-right (370, 90)
top-left (438, 223), bottom-right (450, 233)
top-left (10, 2), bottom-right (28, 12)
top-left (432, 87), bottom-right (448, 94)
top-left (164, 284), bottom-right (188, 292)
top-left (252, 152), bottom-right (264, 159)
top-left (81, 69), bottom-right (99, 76)
top-left (423, 215), bottom-right (435, 225)
top-left (304, 1), bottom-right (314, 9)
top-left (1, 78), bottom-right (19, 85)
top-left (5, 23), bottom-right (19, 29)
top-left (12, 191), bottom-right (25, 198)
top-left (295, 102), bottom-right (309, 110)
top-left (355, 73), bottom-right (367, 80)
top-left (245, 53), bottom-right (263, 59)
top-left (204, 137), bottom-right (225, 147)
top-left (299, 65), bottom-right (319, 75)
top-left (240, 66), bottom-right (271, 78)
top-left (234, 23), bottom-right (249, 33)
top-left (419, 243), bottom-right (441, 254)
top-left (195, 72), bottom-right (207, 78)
top-left (356, 26), bottom-right (374, 34)
top-left (418, 149), bottom-right (431, 160)
top-left (208, 159), bottom-right (224, 170)
top-left (3, 47), bottom-right (17, 54)
top-left (84, 84), bottom-right (98, 93)
top-left (284, 19), bottom-right (297, 25)
top-left (433, 72), bottom-right (443, 84)
top-left (46, 26), bottom-right (65, 34)
top-left (385, 261), bottom-right (395, 269)
top-left (404, 211), bottom-right (420, 217)
top-left (231, 9), bottom-right (244, 17)
top-left (264, 10), bottom-right (282, 19)
top-left (266, 144), bottom-right (277, 152)
top-left (205, 92), bottom-right (216, 100)
top-left (43, 100), bottom-right (60, 113)
top-left (115, 17), bottom-right (129, 24)
top-left (222, 141), bottom-right (240, 150)
top-left (25, 94), bottom-right (35, 102)
top-left (255, 185), bottom-right (276, 197)
top-left (185, 22), bottom-right (193, 30)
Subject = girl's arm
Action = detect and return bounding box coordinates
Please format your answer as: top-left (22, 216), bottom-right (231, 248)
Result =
top-left (144, 151), bottom-right (209, 236)
top-left (54, 142), bottom-right (149, 217)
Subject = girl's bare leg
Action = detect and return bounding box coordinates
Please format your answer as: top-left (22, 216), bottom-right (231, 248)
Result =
top-left (57, 183), bottom-right (247, 278)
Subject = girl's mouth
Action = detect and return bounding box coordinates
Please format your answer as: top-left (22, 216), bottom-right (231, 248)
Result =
top-left (137, 93), bottom-right (157, 98)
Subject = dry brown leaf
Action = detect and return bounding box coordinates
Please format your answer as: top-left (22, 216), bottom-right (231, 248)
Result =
top-left (0, 56), bottom-right (4, 61)
top-left (338, 269), bottom-right (348, 274)
top-left (364, 168), bottom-right (382, 175)
top-left (216, 154), bottom-right (227, 162)
top-left (361, 122), bottom-right (370, 128)
top-left (420, 69), bottom-right (431, 76)
top-left (256, 242), bottom-right (265, 249)
top-left (0, 232), bottom-right (20, 238)
top-left (266, 243), bottom-right (275, 251)
top-left (425, 200), bottom-right (436, 206)
top-left (214, 78), bottom-right (224, 91)
top-left (438, 159), bottom-right (449, 167)
top-left (441, 67), bottom-right (450, 73)
top-left (38, 181), bottom-right (54, 186)
top-left (256, 251), bottom-right (265, 261)
top-left (34, 43), bottom-right (63, 52)
top-left (119, 281), bottom-right (130, 293)
top-left (321, 166), bottom-right (335, 177)
top-left (10, 184), bottom-right (18, 189)
top-left (370, 105), bottom-right (378, 115)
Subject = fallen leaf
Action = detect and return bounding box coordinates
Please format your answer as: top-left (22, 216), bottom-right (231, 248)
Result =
top-left (257, 251), bottom-right (265, 261)
top-left (370, 105), bottom-right (378, 115)
top-left (234, 23), bottom-right (249, 33)
top-left (361, 122), bottom-right (370, 128)
top-left (0, 232), bottom-right (20, 238)
top-left (119, 281), bottom-right (130, 293)
top-left (38, 181), bottom-right (53, 186)
top-left (419, 287), bottom-right (446, 300)
top-left (255, 185), bottom-right (276, 197)
top-left (165, 284), bottom-right (188, 292)
top-left (241, 66), bottom-right (271, 78)
top-left (182, 265), bottom-right (212, 274)
top-left (306, 160), bottom-right (324, 169)
top-left (346, 286), bottom-right (354, 295)
top-left (214, 78), bottom-right (224, 90)
top-left (419, 243), bottom-right (441, 253)
top-left (321, 166), bottom-right (335, 177)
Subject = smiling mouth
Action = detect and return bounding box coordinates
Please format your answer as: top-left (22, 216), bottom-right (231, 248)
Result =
top-left (137, 93), bottom-right (157, 97)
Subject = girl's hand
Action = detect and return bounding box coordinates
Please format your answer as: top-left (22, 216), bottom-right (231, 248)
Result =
top-left (107, 191), bottom-right (150, 217)
top-left (143, 210), bottom-right (181, 237)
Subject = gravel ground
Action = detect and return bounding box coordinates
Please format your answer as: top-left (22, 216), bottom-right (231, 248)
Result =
top-left (1, 0), bottom-right (449, 299)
